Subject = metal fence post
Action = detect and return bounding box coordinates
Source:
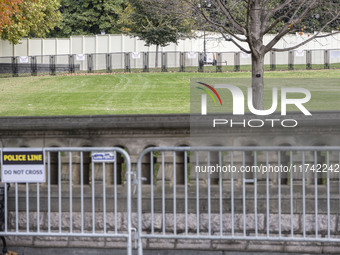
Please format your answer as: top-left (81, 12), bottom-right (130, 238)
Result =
top-left (198, 53), bottom-right (204, 72)
top-left (143, 52), bottom-right (149, 72)
top-left (216, 53), bottom-right (222, 72)
top-left (288, 51), bottom-right (294, 70)
top-left (306, 50), bottom-right (312, 70)
top-left (31, 56), bottom-right (37, 76)
top-left (106, 53), bottom-right (112, 73)
top-left (324, 50), bottom-right (330, 69)
top-left (11, 57), bottom-right (18, 77)
top-left (270, 51), bottom-right (276, 71)
top-left (4, 49), bottom-right (340, 77)
top-left (137, 149), bottom-right (144, 255)
top-left (69, 54), bottom-right (75, 73)
top-left (125, 53), bottom-right (131, 72)
top-left (161, 52), bottom-right (167, 72)
top-left (234, 52), bottom-right (240, 71)
top-left (49, 55), bottom-right (56, 76)
top-left (120, 148), bottom-right (133, 255)
top-left (87, 54), bottom-right (93, 73)
top-left (179, 52), bottom-right (185, 72)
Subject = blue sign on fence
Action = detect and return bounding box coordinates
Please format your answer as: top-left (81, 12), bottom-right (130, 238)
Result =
top-left (92, 152), bottom-right (115, 163)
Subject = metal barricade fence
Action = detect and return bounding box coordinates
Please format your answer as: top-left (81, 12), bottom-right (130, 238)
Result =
top-left (2, 146), bottom-right (340, 253)
top-left (0, 147), bottom-right (133, 255)
top-left (1, 49), bottom-right (339, 77)
top-left (136, 146), bottom-right (340, 255)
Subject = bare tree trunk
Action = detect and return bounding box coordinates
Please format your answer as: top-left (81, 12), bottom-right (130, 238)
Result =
top-left (251, 54), bottom-right (264, 110)
top-left (155, 44), bottom-right (159, 68)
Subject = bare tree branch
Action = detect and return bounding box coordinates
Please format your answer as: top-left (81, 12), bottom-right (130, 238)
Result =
top-left (263, 0), bottom-right (294, 24)
top-left (196, 4), bottom-right (248, 42)
top-left (214, 0), bottom-right (247, 35)
top-left (219, 30), bottom-right (251, 53)
top-left (264, 0), bottom-right (320, 53)
top-left (271, 32), bottom-right (340, 52)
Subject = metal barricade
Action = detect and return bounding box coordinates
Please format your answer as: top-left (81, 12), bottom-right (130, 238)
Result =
top-left (136, 146), bottom-right (340, 255)
top-left (0, 48), bottom-right (340, 77)
top-left (0, 147), bottom-right (133, 255)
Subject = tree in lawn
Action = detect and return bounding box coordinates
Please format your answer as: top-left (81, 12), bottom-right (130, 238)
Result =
top-left (189, 0), bottom-right (340, 109)
top-left (120, 0), bottom-right (194, 68)
top-left (0, 0), bottom-right (62, 44)
top-left (48, 0), bottom-right (124, 37)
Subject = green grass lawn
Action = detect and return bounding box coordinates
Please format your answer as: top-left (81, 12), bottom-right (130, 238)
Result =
top-left (0, 69), bottom-right (339, 116)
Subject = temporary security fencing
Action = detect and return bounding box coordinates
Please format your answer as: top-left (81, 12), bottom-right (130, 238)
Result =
top-left (0, 147), bottom-right (133, 255)
top-left (1, 49), bottom-right (340, 77)
top-left (1, 146), bottom-right (340, 254)
top-left (136, 146), bottom-right (340, 254)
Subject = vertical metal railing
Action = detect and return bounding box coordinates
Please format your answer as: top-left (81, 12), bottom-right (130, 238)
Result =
top-left (30, 56), bottom-right (37, 76)
top-left (179, 52), bottom-right (185, 72)
top-left (161, 52), bottom-right (168, 72)
top-left (216, 53), bottom-right (222, 72)
top-left (49, 55), bottom-right (56, 75)
top-left (288, 50), bottom-right (294, 70)
top-left (306, 50), bottom-right (312, 70)
top-left (198, 52), bottom-right (204, 72)
top-left (324, 50), bottom-right (330, 69)
top-left (11, 57), bottom-right (18, 77)
top-left (136, 146), bottom-right (340, 255)
top-left (143, 52), bottom-right (149, 72)
top-left (234, 52), bottom-right (240, 71)
top-left (0, 49), bottom-right (339, 77)
top-left (87, 54), bottom-right (93, 73)
top-left (124, 52), bottom-right (131, 72)
top-left (106, 53), bottom-right (112, 73)
top-left (270, 51), bottom-right (276, 71)
top-left (68, 54), bottom-right (75, 73)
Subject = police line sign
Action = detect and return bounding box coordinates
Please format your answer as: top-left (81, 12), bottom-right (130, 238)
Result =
top-left (1, 149), bottom-right (45, 183)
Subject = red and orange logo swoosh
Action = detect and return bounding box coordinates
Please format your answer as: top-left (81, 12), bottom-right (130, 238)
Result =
top-left (196, 82), bottom-right (223, 106)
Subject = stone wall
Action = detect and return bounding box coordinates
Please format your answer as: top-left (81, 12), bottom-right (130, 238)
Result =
top-left (6, 211), bottom-right (340, 253)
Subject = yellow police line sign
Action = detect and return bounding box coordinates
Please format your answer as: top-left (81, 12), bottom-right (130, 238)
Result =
top-left (1, 149), bottom-right (45, 183)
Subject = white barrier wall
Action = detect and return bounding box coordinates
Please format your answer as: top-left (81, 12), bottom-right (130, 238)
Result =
top-left (1, 32), bottom-right (340, 57)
